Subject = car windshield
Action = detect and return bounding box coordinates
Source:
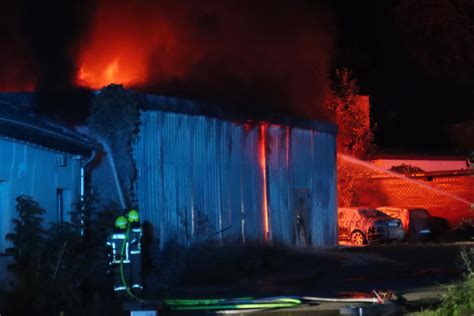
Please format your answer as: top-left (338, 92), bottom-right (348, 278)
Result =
top-left (410, 209), bottom-right (430, 219)
top-left (359, 209), bottom-right (389, 218)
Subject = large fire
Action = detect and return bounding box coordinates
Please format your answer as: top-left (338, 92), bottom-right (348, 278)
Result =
top-left (74, 1), bottom-right (179, 89)
top-left (0, 0), bottom-right (336, 121)
top-left (73, 0), bottom-right (204, 90)
top-left (70, 0), bottom-right (335, 120)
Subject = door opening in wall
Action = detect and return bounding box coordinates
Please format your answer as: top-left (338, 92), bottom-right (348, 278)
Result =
top-left (294, 188), bottom-right (311, 247)
top-left (57, 188), bottom-right (64, 223)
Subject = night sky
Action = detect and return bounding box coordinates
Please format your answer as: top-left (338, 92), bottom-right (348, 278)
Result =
top-left (334, 0), bottom-right (474, 153)
top-left (0, 0), bottom-right (473, 153)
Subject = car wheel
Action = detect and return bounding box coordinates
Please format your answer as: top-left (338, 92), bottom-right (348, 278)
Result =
top-left (351, 231), bottom-right (366, 246)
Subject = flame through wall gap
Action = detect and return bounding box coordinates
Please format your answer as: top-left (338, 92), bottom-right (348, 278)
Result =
top-left (260, 124), bottom-right (269, 241)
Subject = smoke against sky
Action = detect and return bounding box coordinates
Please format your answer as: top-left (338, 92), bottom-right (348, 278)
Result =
top-left (0, 0), bottom-right (472, 152)
top-left (0, 0), bottom-right (336, 121)
top-left (77, 0), bottom-right (336, 119)
top-left (0, 0), bottom-right (94, 91)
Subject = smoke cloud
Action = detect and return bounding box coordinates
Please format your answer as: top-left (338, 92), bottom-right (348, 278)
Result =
top-left (79, 0), bottom-right (336, 120)
top-left (0, 0), bottom-right (336, 121)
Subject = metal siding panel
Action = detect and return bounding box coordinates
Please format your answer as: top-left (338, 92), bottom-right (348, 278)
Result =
top-left (218, 122), bottom-right (240, 241)
top-left (240, 127), bottom-right (264, 241)
top-left (288, 128), bottom-right (337, 247)
top-left (228, 125), bottom-right (245, 242)
top-left (267, 125), bottom-right (292, 245)
top-left (311, 131), bottom-right (337, 246)
top-left (290, 129), bottom-right (314, 245)
top-left (135, 110), bottom-right (337, 248)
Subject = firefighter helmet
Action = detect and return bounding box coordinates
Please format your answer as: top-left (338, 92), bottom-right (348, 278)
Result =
top-left (115, 216), bottom-right (128, 229)
top-left (128, 209), bottom-right (139, 223)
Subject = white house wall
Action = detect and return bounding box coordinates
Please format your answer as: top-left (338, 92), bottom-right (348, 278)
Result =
top-left (0, 138), bottom-right (82, 251)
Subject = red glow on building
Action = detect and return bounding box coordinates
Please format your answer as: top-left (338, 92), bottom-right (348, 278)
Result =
top-left (260, 124), bottom-right (269, 241)
top-left (354, 168), bottom-right (474, 227)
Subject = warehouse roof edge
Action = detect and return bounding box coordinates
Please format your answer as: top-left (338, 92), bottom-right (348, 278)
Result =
top-left (136, 92), bottom-right (338, 135)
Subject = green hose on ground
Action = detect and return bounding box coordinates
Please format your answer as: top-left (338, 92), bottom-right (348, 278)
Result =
top-left (164, 298), bottom-right (255, 306)
top-left (114, 220), bottom-right (301, 311)
top-left (164, 297), bottom-right (302, 310)
top-left (119, 225), bottom-right (143, 303)
top-left (118, 229), bottom-right (301, 310)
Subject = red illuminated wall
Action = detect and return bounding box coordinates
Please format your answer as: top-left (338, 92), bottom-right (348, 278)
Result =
top-left (356, 170), bottom-right (474, 227)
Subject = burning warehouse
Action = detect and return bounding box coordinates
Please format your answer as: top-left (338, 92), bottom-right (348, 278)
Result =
top-left (92, 89), bottom-right (338, 248)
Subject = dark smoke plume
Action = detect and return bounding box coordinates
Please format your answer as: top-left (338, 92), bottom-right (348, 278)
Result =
top-left (79, 0), bottom-right (337, 120)
top-left (0, 0), bottom-right (95, 122)
top-left (20, 0), bottom-right (96, 122)
top-left (0, 0), bottom-right (336, 122)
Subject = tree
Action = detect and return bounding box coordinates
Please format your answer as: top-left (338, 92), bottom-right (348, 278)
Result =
top-left (3, 195), bottom-right (121, 314)
top-left (328, 68), bottom-right (373, 159)
top-left (5, 196), bottom-right (45, 270)
top-left (327, 68), bottom-right (374, 206)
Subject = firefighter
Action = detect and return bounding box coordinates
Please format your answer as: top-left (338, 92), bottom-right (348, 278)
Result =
top-left (127, 209), bottom-right (143, 293)
top-left (106, 215), bottom-right (131, 296)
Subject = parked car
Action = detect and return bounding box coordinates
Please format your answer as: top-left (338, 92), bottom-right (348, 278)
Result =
top-left (377, 207), bottom-right (447, 241)
top-left (338, 207), bottom-right (405, 245)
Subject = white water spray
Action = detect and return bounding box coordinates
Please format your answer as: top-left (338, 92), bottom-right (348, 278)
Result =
top-left (339, 153), bottom-right (474, 207)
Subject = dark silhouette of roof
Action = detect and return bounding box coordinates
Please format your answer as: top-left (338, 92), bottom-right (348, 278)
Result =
top-left (0, 99), bottom-right (99, 156)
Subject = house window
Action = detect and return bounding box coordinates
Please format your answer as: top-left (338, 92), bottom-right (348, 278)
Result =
top-left (56, 189), bottom-right (71, 223)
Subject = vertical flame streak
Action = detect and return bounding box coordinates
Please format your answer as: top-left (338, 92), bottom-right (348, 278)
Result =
top-left (260, 124), bottom-right (269, 241)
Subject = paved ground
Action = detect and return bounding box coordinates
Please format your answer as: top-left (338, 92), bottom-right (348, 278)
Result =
top-left (152, 242), bottom-right (473, 315)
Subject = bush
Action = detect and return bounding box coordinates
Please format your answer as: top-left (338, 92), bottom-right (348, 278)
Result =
top-left (5, 196), bottom-right (46, 271)
top-left (443, 218), bottom-right (474, 242)
top-left (1, 195), bottom-right (122, 315)
top-left (390, 164), bottom-right (424, 174)
top-left (413, 249), bottom-right (474, 316)
top-left (413, 277), bottom-right (474, 316)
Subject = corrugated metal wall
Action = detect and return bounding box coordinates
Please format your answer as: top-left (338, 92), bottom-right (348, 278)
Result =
top-left (134, 109), bottom-right (337, 248)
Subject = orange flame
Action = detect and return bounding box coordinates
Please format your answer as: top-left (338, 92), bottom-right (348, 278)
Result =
top-left (75, 0), bottom-right (167, 89)
top-left (76, 50), bottom-right (147, 89)
top-left (74, 0), bottom-right (198, 90)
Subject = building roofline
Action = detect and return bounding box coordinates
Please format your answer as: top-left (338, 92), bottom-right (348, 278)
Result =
top-left (373, 148), bottom-right (468, 161)
top-left (366, 168), bottom-right (474, 180)
top-left (136, 93), bottom-right (338, 135)
top-left (0, 102), bottom-right (100, 156)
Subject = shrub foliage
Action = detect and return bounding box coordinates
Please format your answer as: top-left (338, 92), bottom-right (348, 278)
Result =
top-left (2, 195), bottom-right (120, 315)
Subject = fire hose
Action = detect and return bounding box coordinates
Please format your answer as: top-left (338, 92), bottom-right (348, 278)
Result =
top-left (117, 224), bottom-right (303, 309)
top-left (116, 222), bottom-right (390, 311)
top-left (163, 291), bottom-right (390, 311)
top-left (119, 225), bottom-right (144, 303)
